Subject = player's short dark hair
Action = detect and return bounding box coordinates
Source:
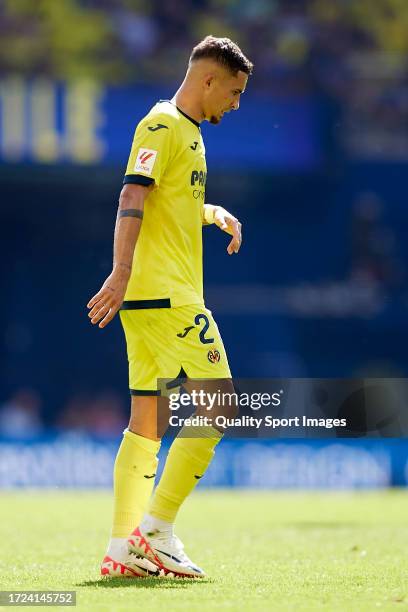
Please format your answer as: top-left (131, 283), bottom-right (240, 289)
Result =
top-left (189, 35), bottom-right (253, 76)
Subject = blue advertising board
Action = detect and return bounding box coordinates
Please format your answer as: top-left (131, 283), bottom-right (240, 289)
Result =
top-left (0, 78), bottom-right (320, 169)
top-left (0, 436), bottom-right (407, 489)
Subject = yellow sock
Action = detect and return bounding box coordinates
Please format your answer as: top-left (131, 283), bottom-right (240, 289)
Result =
top-left (112, 429), bottom-right (161, 537)
top-left (149, 426), bottom-right (222, 523)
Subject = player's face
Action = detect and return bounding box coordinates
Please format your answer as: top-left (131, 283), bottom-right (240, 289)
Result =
top-left (204, 70), bottom-right (248, 125)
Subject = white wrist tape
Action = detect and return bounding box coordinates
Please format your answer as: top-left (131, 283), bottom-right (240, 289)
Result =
top-left (204, 204), bottom-right (217, 224)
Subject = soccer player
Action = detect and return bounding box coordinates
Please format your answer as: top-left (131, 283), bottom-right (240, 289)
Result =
top-left (87, 36), bottom-right (253, 578)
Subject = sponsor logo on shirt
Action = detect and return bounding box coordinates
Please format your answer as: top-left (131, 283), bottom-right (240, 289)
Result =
top-left (191, 169), bottom-right (207, 199)
top-left (191, 170), bottom-right (207, 186)
top-left (134, 148), bottom-right (158, 175)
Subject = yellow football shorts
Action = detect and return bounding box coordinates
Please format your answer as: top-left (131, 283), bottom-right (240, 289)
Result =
top-left (119, 303), bottom-right (231, 395)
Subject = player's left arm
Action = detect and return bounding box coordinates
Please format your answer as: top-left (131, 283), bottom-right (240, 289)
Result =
top-left (203, 203), bottom-right (242, 255)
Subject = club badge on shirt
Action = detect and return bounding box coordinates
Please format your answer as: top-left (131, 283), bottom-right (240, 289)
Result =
top-left (134, 148), bottom-right (158, 175)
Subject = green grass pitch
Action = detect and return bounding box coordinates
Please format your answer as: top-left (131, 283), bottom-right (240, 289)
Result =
top-left (1, 490), bottom-right (408, 611)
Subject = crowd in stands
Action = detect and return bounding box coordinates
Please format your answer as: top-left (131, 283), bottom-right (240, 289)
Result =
top-left (0, 0), bottom-right (406, 88)
top-left (0, 388), bottom-right (126, 438)
top-left (1, 0), bottom-right (407, 157)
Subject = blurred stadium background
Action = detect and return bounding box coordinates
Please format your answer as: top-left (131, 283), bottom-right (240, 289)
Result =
top-left (1, 0), bottom-right (408, 489)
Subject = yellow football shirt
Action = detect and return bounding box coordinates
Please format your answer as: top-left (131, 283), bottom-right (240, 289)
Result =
top-left (123, 100), bottom-right (207, 307)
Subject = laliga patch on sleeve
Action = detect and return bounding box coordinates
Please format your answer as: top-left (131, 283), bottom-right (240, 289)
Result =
top-left (134, 148), bottom-right (158, 175)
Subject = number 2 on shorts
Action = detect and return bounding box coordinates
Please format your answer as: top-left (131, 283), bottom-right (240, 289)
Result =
top-left (194, 313), bottom-right (215, 344)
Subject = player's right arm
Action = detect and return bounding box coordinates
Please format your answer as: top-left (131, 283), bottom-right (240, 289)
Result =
top-left (87, 183), bottom-right (151, 329)
top-left (87, 110), bottom-right (174, 328)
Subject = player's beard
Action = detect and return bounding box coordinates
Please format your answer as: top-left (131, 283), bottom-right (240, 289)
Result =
top-left (209, 115), bottom-right (221, 125)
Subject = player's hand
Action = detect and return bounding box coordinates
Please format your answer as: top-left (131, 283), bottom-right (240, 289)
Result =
top-left (87, 267), bottom-right (129, 328)
top-left (214, 207), bottom-right (242, 255)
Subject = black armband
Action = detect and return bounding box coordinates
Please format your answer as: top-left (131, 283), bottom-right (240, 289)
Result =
top-left (119, 209), bottom-right (144, 219)
top-left (123, 174), bottom-right (154, 186)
